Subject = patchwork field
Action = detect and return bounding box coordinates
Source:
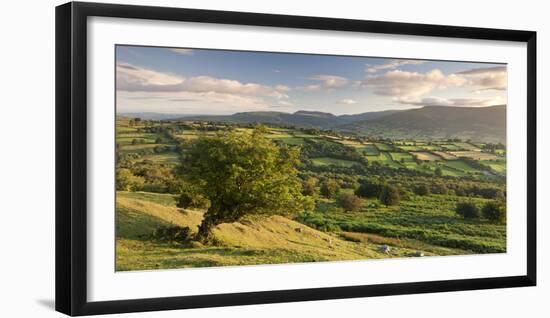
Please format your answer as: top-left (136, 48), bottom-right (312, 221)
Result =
top-left (115, 117), bottom-right (507, 271)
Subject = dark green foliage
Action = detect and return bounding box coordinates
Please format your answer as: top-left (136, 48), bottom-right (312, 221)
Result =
top-left (301, 177), bottom-right (318, 196)
top-left (320, 179), bottom-right (341, 198)
top-left (337, 193), bottom-right (363, 212)
top-left (178, 127), bottom-right (313, 242)
top-left (355, 180), bottom-right (382, 198)
top-left (482, 201), bottom-right (506, 223)
top-left (455, 202), bottom-right (480, 219)
top-left (151, 225), bottom-right (192, 243)
top-left (116, 168), bottom-right (145, 191)
top-left (177, 187), bottom-right (210, 209)
top-left (434, 167), bottom-right (443, 177)
top-left (431, 183), bottom-right (449, 195)
top-left (301, 139), bottom-right (365, 162)
top-left (379, 185), bottom-right (400, 206)
top-left (413, 184), bottom-right (430, 196)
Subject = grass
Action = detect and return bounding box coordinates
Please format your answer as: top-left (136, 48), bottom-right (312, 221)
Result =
top-left (374, 142), bottom-right (394, 151)
top-left (480, 159), bottom-right (506, 174)
top-left (412, 152), bottom-right (441, 161)
top-left (389, 152), bottom-right (414, 162)
top-left (116, 191), bottom-right (391, 271)
top-left (359, 143), bottom-right (380, 156)
top-left (311, 157), bottom-right (358, 167)
top-left (299, 195), bottom-right (506, 254)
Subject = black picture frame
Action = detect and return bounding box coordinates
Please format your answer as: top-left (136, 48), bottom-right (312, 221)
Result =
top-left (55, 1), bottom-right (537, 316)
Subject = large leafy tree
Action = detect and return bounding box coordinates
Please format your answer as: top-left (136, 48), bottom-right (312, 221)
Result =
top-left (178, 127), bottom-right (313, 242)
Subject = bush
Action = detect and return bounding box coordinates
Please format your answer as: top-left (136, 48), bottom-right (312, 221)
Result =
top-left (413, 184), bottom-right (430, 196)
top-left (482, 201), bottom-right (506, 223)
top-left (379, 185), bottom-right (400, 206)
top-left (302, 177), bottom-right (318, 196)
top-left (355, 180), bottom-right (382, 198)
top-left (116, 168), bottom-right (145, 191)
top-left (320, 179), bottom-right (340, 198)
top-left (337, 193), bottom-right (363, 212)
top-left (455, 202), bottom-right (480, 219)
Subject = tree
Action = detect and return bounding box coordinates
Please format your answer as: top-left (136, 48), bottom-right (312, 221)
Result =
top-left (379, 185), bottom-right (400, 206)
top-left (155, 137), bottom-right (163, 144)
top-left (455, 202), bottom-right (480, 219)
top-left (302, 177), bottom-right (318, 196)
top-left (434, 167), bottom-right (443, 177)
top-left (320, 179), bottom-right (340, 198)
top-left (355, 180), bottom-right (381, 198)
top-left (413, 184), bottom-right (430, 196)
top-left (482, 201), bottom-right (506, 223)
top-left (177, 127), bottom-right (313, 243)
top-left (116, 168), bottom-right (144, 191)
top-left (337, 193), bottom-right (363, 212)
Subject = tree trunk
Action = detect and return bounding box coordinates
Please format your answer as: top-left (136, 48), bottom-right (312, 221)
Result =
top-left (195, 217), bottom-right (216, 243)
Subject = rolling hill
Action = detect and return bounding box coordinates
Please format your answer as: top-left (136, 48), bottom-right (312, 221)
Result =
top-left (125, 105), bottom-right (506, 143)
top-left (341, 105), bottom-right (506, 143)
top-left (176, 109), bottom-right (401, 129)
top-left (115, 191), bottom-right (396, 271)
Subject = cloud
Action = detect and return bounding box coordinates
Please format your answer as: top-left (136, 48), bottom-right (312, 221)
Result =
top-left (365, 59), bottom-right (426, 73)
top-left (338, 99), bottom-right (357, 105)
top-left (306, 74), bottom-right (348, 90)
top-left (396, 96), bottom-right (506, 107)
top-left (167, 48), bottom-right (194, 55)
top-left (117, 63), bottom-right (289, 98)
top-left (456, 66), bottom-right (507, 91)
top-left (362, 69), bottom-right (466, 97)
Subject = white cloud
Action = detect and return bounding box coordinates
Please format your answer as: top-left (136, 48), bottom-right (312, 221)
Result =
top-left (365, 59), bottom-right (426, 73)
top-left (457, 66), bottom-right (507, 91)
top-left (396, 96), bottom-right (506, 107)
top-left (117, 63), bottom-right (289, 98)
top-left (167, 48), bottom-right (194, 55)
top-left (307, 74), bottom-right (348, 89)
top-left (362, 69), bottom-right (466, 97)
top-left (116, 63), bottom-right (294, 113)
top-left (338, 99), bottom-right (357, 105)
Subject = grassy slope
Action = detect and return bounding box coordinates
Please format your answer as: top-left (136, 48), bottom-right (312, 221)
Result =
top-left (116, 191), bottom-right (398, 271)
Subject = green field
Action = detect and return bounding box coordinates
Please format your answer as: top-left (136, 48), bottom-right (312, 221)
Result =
top-left (115, 116), bottom-right (507, 271)
top-left (311, 157), bottom-right (357, 167)
top-left (359, 143), bottom-right (380, 156)
top-left (374, 142), bottom-right (394, 151)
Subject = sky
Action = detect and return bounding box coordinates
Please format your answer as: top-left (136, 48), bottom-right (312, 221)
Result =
top-left (116, 45), bottom-right (507, 116)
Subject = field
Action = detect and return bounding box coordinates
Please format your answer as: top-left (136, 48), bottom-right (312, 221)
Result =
top-left (115, 117), bottom-right (507, 271)
top-left (412, 151), bottom-right (441, 161)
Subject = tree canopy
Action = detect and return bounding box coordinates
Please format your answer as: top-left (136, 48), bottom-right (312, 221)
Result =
top-left (177, 127), bottom-right (313, 242)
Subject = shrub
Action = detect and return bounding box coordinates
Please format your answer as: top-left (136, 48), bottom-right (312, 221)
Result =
top-left (151, 225), bottom-right (192, 243)
top-left (431, 183), bottom-right (449, 195)
top-left (116, 168), bottom-right (145, 191)
top-left (455, 202), bottom-right (480, 219)
top-left (413, 184), bottom-right (430, 196)
top-left (302, 177), bottom-right (318, 196)
top-left (379, 185), bottom-right (400, 206)
top-left (355, 180), bottom-right (382, 198)
top-left (337, 193), bottom-right (363, 212)
top-left (320, 179), bottom-right (340, 198)
top-left (482, 201), bottom-right (506, 223)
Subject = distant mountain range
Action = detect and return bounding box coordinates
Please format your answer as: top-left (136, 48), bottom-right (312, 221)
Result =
top-left (176, 109), bottom-right (402, 129)
top-left (341, 105), bottom-right (506, 143)
top-left (120, 105), bottom-right (506, 143)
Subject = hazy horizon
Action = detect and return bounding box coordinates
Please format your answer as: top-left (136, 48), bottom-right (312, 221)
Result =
top-left (116, 45), bottom-right (507, 116)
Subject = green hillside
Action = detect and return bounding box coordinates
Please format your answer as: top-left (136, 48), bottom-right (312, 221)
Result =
top-left (343, 105), bottom-right (506, 143)
top-left (116, 191), bottom-right (394, 271)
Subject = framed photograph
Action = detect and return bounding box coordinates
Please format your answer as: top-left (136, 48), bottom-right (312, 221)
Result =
top-left (55, 1), bottom-right (536, 316)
